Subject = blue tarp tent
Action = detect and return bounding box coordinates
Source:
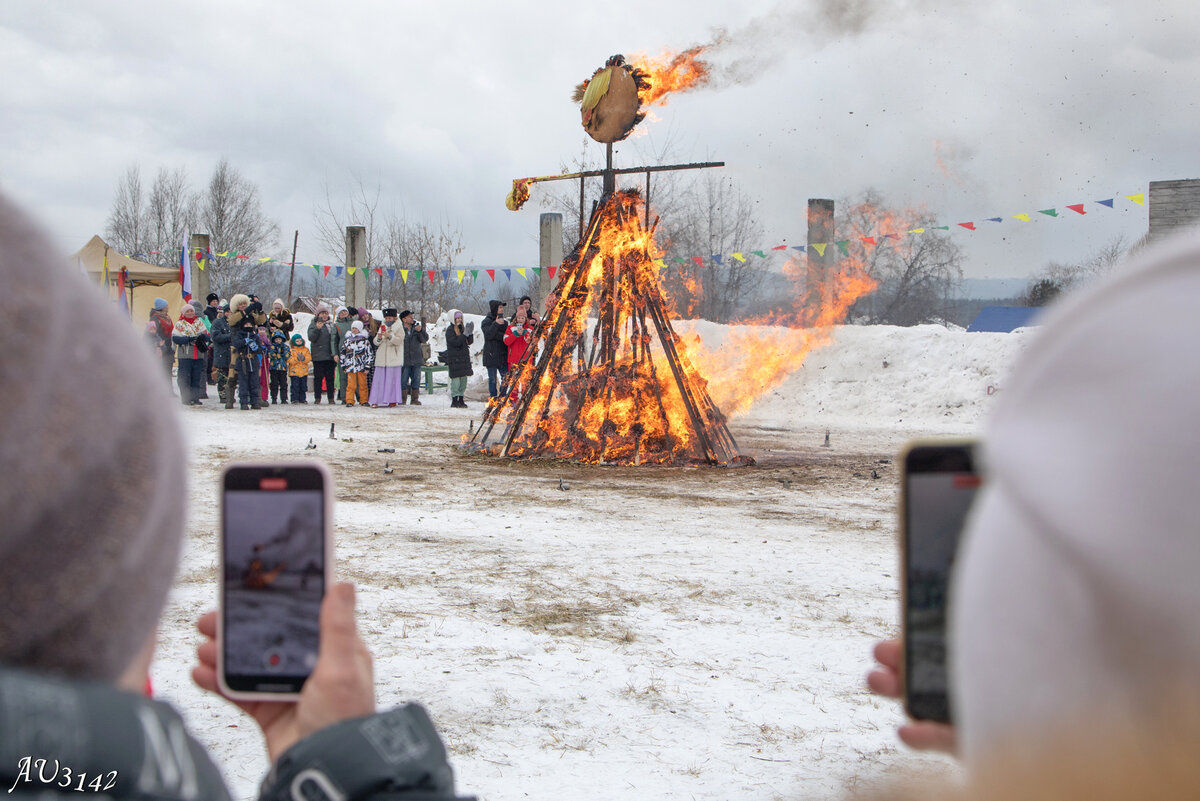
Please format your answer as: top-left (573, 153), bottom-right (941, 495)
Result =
top-left (967, 306), bottom-right (1043, 333)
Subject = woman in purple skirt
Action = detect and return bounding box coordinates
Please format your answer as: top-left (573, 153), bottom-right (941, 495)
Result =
top-left (368, 308), bottom-right (405, 407)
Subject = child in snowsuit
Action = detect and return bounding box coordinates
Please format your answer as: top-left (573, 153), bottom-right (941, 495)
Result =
top-left (340, 320), bottom-right (373, 407)
top-left (287, 334), bottom-right (311, 403)
top-left (268, 332), bottom-right (290, 404)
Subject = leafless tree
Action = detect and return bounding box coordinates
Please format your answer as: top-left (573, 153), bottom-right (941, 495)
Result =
top-left (105, 165), bottom-right (148, 257)
top-left (145, 166), bottom-right (198, 268)
top-left (199, 158), bottom-right (280, 296)
top-left (839, 189), bottom-right (964, 326)
top-left (1020, 235), bottom-right (1130, 306)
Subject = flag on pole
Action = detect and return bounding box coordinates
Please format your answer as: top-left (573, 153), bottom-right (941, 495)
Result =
top-left (100, 250), bottom-right (109, 288)
top-left (179, 233), bottom-right (192, 302)
top-left (117, 268), bottom-right (129, 315)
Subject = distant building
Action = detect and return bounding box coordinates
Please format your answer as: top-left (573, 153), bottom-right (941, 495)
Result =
top-left (967, 306), bottom-right (1043, 333)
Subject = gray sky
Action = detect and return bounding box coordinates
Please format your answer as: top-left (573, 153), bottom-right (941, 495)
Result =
top-left (2, 1), bottom-right (1195, 280)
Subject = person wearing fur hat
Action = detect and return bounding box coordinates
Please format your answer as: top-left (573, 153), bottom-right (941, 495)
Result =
top-left (148, 297), bottom-right (174, 379)
top-left (226, 293), bottom-right (266, 409)
top-left (368, 308), bottom-right (405, 407)
top-left (268, 297), bottom-right (294, 336)
top-left (481, 299), bottom-right (509, 398)
top-left (287, 333), bottom-right (311, 403)
top-left (268, 331), bottom-right (291, 404)
top-left (210, 303), bottom-right (233, 405)
top-left (340, 320), bottom-right (373, 407)
top-left (333, 305), bottom-right (354, 402)
top-left (307, 304), bottom-right (337, 404)
top-left (0, 191), bottom-right (470, 801)
top-left (172, 303), bottom-right (209, 406)
top-left (444, 310), bottom-right (474, 408)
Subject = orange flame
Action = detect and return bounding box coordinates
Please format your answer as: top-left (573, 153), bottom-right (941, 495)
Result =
top-left (631, 46), bottom-right (711, 107)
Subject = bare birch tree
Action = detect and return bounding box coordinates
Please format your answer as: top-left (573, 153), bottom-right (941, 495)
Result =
top-left (145, 166), bottom-right (198, 268)
top-left (199, 159), bottom-right (280, 296)
top-left (105, 165), bottom-right (147, 257)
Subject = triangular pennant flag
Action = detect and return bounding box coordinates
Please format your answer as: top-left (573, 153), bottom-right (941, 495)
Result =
top-left (884, 233), bottom-right (901, 240)
top-left (1038, 209), bottom-right (1058, 217)
top-left (335, 265), bottom-right (344, 277)
top-left (198, 258), bottom-right (206, 271)
top-left (1066, 204), bottom-right (1086, 215)
top-left (691, 256), bottom-right (704, 266)
top-left (471, 270), bottom-right (479, 280)
top-left (958, 222), bottom-right (976, 231)
top-left (217, 251), bottom-right (229, 258)
top-left (731, 252), bottom-right (746, 261)
top-left (516, 267), bottom-right (526, 277)
top-left (654, 259), bottom-right (665, 269)
top-left (387, 269), bottom-right (396, 281)
top-left (986, 217), bottom-right (1003, 223)
top-left (836, 240), bottom-right (850, 255)
top-left (1125, 194), bottom-right (1145, 206)
top-left (907, 228), bottom-right (925, 234)
top-left (772, 245), bottom-right (788, 251)
top-left (258, 257), bottom-right (271, 262)
top-left (441, 270), bottom-right (449, 281)
top-left (502, 269), bottom-right (511, 280)
top-left (348, 266), bottom-right (357, 275)
top-left (400, 269), bottom-right (410, 283)
top-left (1012, 213), bottom-right (1031, 222)
top-left (811, 243), bottom-right (827, 257)
top-left (933, 225), bottom-right (950, 230)
top-left (860, 236), bottom-right (876, 246)
top-left (456, 270), bottom-right (465, 283)
top-left (323, 265), bottom-right (331, 277)
top-left (427, 270), bottom-right (436, 282)
top-left (752, 250), bottom-right (767, 258)
top-left (532, 266), bottom-right (542, 274)
top-left (486, 269), bottom-right (495, 281)
top-left (673, 258), bottom-right (687, 265)
top-left (712, 255), bottom-right (723, 266)
top-left (548, 266), bottom-right (557, 279)
top-left (373, 267), bottom-right (383, 276)
top-left (791, 246), bottom-right (807, 253)
top-left (1097, 198), bottom-right (1115, 208)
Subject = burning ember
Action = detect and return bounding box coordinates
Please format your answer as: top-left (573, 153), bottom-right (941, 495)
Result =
top-left (468, 190), bottom-right (746, 466)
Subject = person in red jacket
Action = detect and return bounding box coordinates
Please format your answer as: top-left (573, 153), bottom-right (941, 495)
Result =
top-left (503, 306), bottom-right (536, 400)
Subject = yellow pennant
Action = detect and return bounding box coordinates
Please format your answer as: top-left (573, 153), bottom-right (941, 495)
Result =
top-left (516, 267), bottom-right (526, 278)
top-left (198, 258), bottom-right (206, 271)
top-left (1012, 213), bottom-right (1032, 222)
top-left (258, 257), bottom-right (271, 262)
top-left (456, 270), bottom-right (465, 284)
top-left (907, 228), bottom-right (925, 234)
top-left (1125, 193), bottom-right (1145, 206)
top-left (811, 243), bottom-right (827, 257)
top-left (347, 267), bottom-right (355, 275)
top-left (400, 270), bottom-right (409, 284)
top-left (731, 252), bottom-right (746, 262)
top-left (653, 259), bottom-right (665, 269)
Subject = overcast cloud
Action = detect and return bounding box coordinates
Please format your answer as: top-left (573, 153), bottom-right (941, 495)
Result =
top-left (2, 1), bottom-right (1196, 280)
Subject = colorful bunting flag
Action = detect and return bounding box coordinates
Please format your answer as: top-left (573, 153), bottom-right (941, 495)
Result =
top-left (335, 266), bottom-right (344, 277)
top-left (1097, 198), bottom-right (1115, 208)
top-left (791, 246), bottom-right (807, 253)
top-left (711, 255), bottom-right (723, 265)
top-left (471, 270), bottom-right (479, 280)
top-left (811, 243), bottom-right (827, 257)
top-left (986, 217), bottom-right (1003, 223)
top-left (958, 222), bottom-right (976, 231)
top-left (486, 269), bottom-right (495, 281)
top-left (387, 269), bottom-right (396, 281)
top-left (1066, 204), bottom-right (1086, 215)
top-left (548, 266), bottom-right (557, 279)
top-left (836, 241), bottom-right (850, 255)
top-left (772, 245), bottom-right (788, 251)
top-left (752, 251), bottom-right (766, 258)
top-left (1013, 213), bottom-right (1032, 222)
top-left (427, 270), bottom-right (436, 282)
top-left (731, 252), bottom-right (746, 261)
top-left (1038, 209), bottom-right (1058, 218)
top-left (907, 228), bottom-right (925, 234)
top-left (884, 233), bottom-right (901, 241)
top-left (99, 250), bottom-right (108, 288)
top-left (502, 269), bottom-right (511, 281)
top-left (117, 268), bottom-right (128, 315)
top-left (347, 266), bottom-right (356, 275)
top-left (456, 270), bottom-right (465, 283)
top-left (1125, 194), bottom-right (1145, 206)
top-left (691, 257), bottom-right (704, 267)
top-left (323, 265), bottom-right (331, 277)
top-left (861, 236), bottom-right (876, 246)
top-left (401, 270), bottom-right (410, 283)
top-left (516, 267), bottom-right (526, 278)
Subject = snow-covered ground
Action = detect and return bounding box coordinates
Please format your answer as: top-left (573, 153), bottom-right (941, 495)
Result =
top-left (152, 320), bottom-right (1033, 801)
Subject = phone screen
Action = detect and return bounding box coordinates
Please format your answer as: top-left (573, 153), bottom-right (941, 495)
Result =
top-left (221, 465), bottom-right (328, 695)
top-left (902, 443), bottom-right (980, 723)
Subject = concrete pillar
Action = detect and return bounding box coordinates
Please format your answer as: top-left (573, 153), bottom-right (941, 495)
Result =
top-left (344, 226), bottom-right (367, 310)
top-left (806, 199), bottom-right (836, 320)
top-left (1149, 179), bottom-right (1200, 244)
top-left (538, 213), bottom-right (563, 302)
top-left (190, 233), bottom-right (210, 302)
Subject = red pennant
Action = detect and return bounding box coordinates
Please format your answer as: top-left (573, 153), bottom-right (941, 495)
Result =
top-left (958, 222), bottom-right (977, 231)
top-left (427, 270), bottom-right (436, 282)
top-left (1067, 204), bottom-right (1086, 215)
top-left (486, 269), bottom-right (495, 281)
top-left (772, 244), bottom-right (787, 250)
top-left (860, 236), bottom-right (876, 246)
top-left (373, 267), bottom-right (383, 276)
top-left (323, 265), bottom-right (331, 277)
top-left (691, 256), bottom-right (704, 266)
top-left (548, 265), bottom-right (557, 279)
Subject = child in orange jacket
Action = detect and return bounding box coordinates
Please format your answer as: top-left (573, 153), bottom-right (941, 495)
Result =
top-left (287, 334), bottom-right (312, 404)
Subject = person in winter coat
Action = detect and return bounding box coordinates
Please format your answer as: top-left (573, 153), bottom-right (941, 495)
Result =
top-left (481, 299), bottom-right (509, 398)
top-left (210, 304), bottom-right (233, 405)
top-left (148, 297), bottom-right (174, 378)
top-left (267, 298), bottom-right (294, 337)
top-left (399, 309), bottom-right (429, 406)
top-left (203, 292), bottom-right (221, 384)
top-left (368, 308), bottom-right (405, 407)
top-left (287, 333), bottom-right (311, 403)
top-left (339, 320), bottom-right (373, 406)
top-left (444, 309), bottom-right (474, 408)
top-left (306, 304), bottom-right (337, 404)
top-left (171, 304), bottom-right (209, 405)
top-left (227, 293), bottom-right (266, 410)
top-left (268, 331), bottom-right (290, 404)
top-left (0, 189), bottom-right (469, 801)
top-left (256, 326), bottom-right (272, 405)
top-left (332, 306), bottom-right (353, 401)
top-left (503, 306), bottom-right (536, 402)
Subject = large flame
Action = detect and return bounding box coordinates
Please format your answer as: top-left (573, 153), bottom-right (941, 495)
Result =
top-left (631, 46), bottom-right (711, 107)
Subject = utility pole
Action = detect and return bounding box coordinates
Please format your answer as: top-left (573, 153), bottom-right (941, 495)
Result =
top-left (286, 230), bottom-right (299, 308)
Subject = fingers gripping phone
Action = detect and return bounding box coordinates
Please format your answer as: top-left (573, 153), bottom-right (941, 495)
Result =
top-left (219, 462), bottom-right (333, 700)
top-left (900, 440), bottom-right (981, 724)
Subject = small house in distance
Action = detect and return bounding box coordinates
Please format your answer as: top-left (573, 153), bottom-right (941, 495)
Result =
top-left (967, 305), bottom-right (1043, 333)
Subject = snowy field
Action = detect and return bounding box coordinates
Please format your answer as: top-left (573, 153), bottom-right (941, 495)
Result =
top-left (152, 321), bottom-right (1032, 801)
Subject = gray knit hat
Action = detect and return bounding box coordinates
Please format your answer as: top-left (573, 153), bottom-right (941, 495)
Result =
top-left (0, 192), bottom-right (186, 681)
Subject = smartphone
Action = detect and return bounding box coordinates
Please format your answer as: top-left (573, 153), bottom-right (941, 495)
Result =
top-left (218, 461), bottom-right (333, 700)
top-left (900, 439), bottom-right (981, 724)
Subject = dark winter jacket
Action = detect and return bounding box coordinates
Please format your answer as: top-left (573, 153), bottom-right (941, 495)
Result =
top-left (268, 309), bottom-right (294, 335)
top-left (0, 666), bottom-right (468, 801)
top-left (481, 301), bottom-right (509, 368)
top-left (403, 323), bottom-right (429, 367)
top-left (307, 317), bottom-right (336, 362)
top-left (204, 304), bottom-right (220, 324)
top-left (444, 324), bottom-right (474, 379)
top-left (210, 316), bottom-right (233, 369)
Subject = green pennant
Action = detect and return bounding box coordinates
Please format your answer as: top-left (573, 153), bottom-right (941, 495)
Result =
top-left (836, 240), bottom-right (850, 255)
top-left (471, 270), bottom-right (479, 279)
top-left (1038, 208), bottom-right (1059, 217)
top-left (752, 250), bottom-right (767, 258)
top-left (933, 226), bottom-right (950, 231)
